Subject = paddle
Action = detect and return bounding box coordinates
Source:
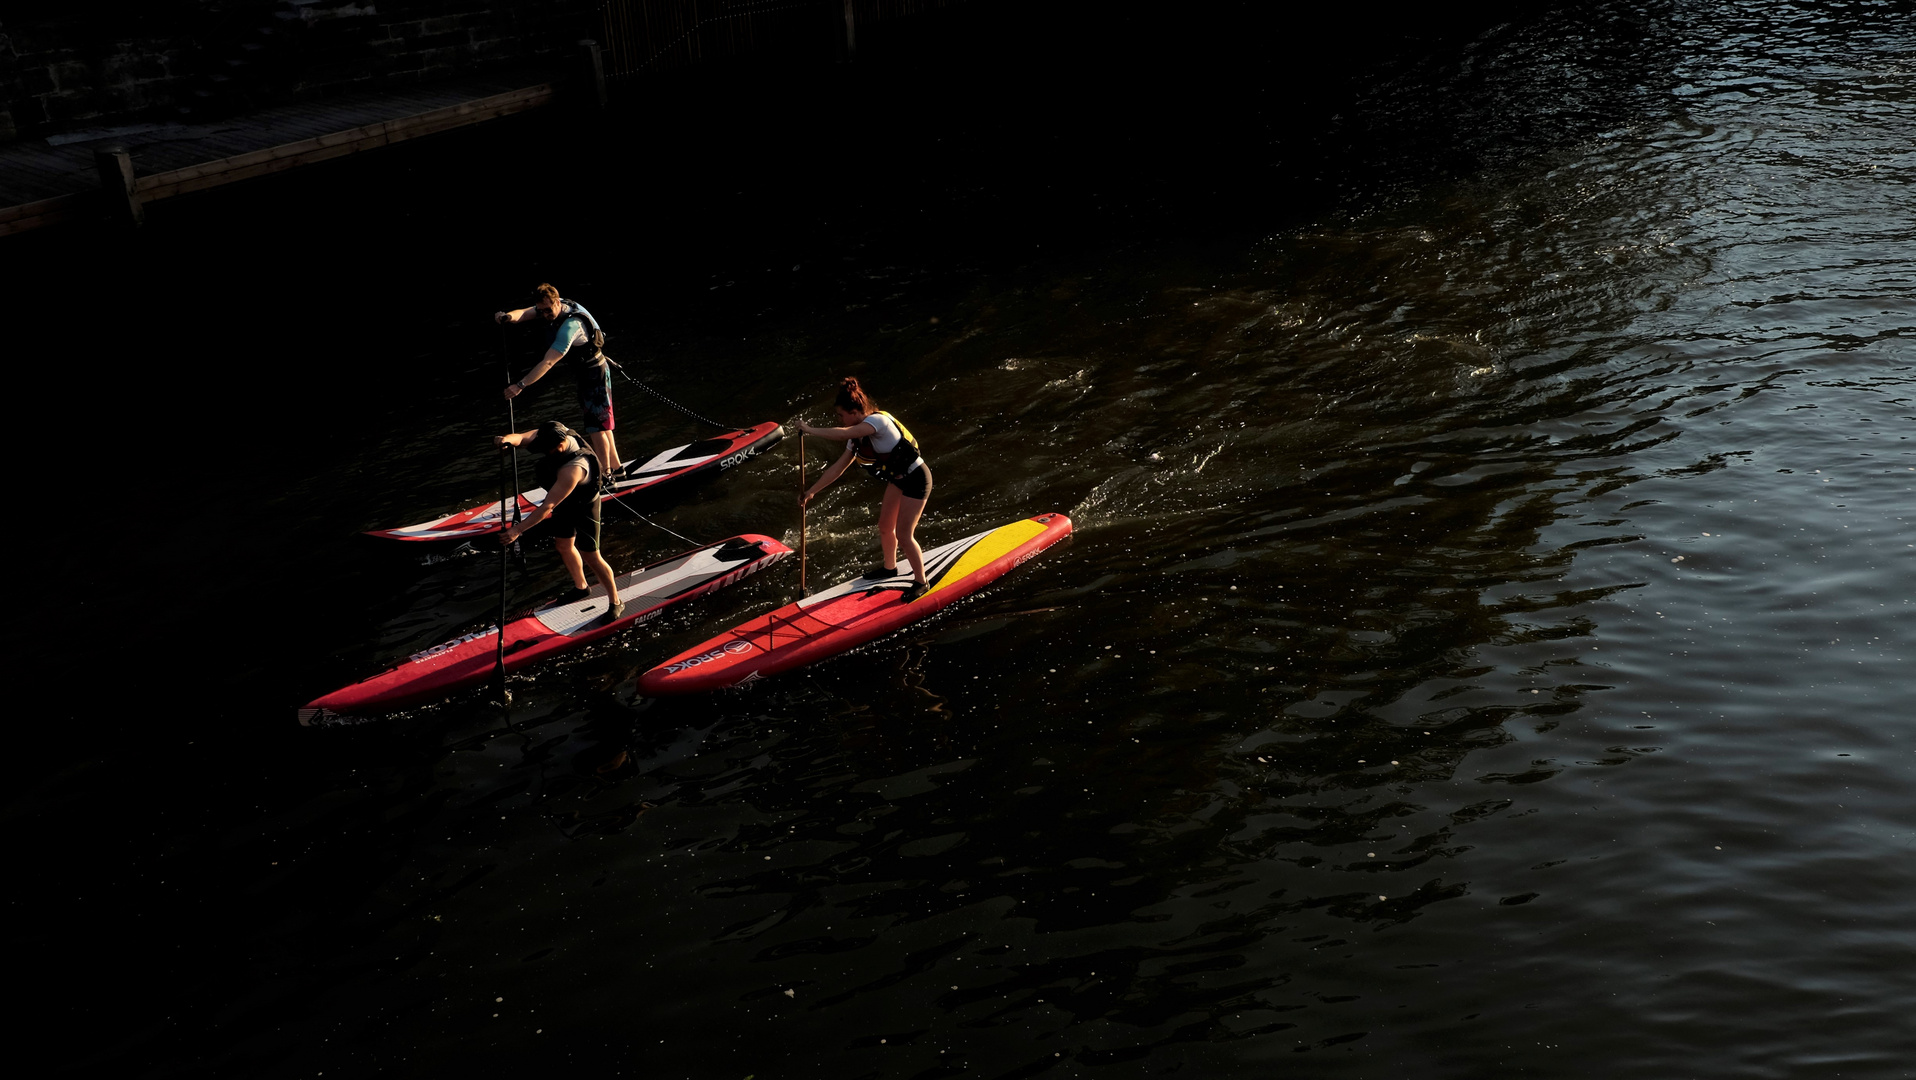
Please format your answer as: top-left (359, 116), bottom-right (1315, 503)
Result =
top-left (798, 431), bottom-right (808, 596)
top-left (493, 440), bottom-right (513, 706)
top-left (501, 325), bottom-right (525, 568)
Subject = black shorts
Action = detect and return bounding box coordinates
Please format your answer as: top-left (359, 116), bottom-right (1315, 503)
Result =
top-left (547, 499), bottom-right (602, 552)
top-left (878, 462), bottom-right (931, 501)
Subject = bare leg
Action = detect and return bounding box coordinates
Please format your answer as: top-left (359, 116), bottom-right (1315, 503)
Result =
top-left (877, 487), bottom-right (901, 572)
top-left (884, 483), bottom-right (930, 584)
top-left (582, 548), bottom-right (620, 597)
top-left (554, 537), bottom-right (589, 590)
top-left (587, 429), bottom-right (623, 477)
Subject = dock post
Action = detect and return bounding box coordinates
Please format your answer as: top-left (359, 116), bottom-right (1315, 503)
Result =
top-left (578, 39), bottom-right (607, 111)
top-left (94, 148), bottom-right (143, 227)
top-left (834, 0), bottom-right (856, 64)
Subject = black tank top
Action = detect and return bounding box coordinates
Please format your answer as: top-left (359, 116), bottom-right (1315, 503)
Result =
top-left (535, 443), bottom-right (600, 527)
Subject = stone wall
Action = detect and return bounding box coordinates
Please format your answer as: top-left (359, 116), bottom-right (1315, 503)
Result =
top-left (0, 0), bottom-right (598, 142)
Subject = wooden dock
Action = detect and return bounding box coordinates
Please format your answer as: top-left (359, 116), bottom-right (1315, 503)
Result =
top-left (0, 75), bottom-right (559, 238)
top-left (0, 2), bottom-right (982, 238)
top-left (0, 1), bottom-right (984, 238)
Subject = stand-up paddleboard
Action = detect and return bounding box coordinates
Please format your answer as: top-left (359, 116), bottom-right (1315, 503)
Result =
top-left (300, 534), bottom-right (791, 724)
top-left (365, 422), bottom-right (784, 543)
top-left (638, 513), bottom-right (1071, 695)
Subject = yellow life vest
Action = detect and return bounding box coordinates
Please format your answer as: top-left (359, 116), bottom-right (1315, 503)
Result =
top-left (851, 410), bottom-right (923, 481)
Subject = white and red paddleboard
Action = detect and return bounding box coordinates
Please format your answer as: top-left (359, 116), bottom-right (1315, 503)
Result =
top-left (637, 513), bottom-right (1071, 695)
top-left (300, 534), bottom-right (791, 724)
top-left (365, 422), bottom-right (784, 542)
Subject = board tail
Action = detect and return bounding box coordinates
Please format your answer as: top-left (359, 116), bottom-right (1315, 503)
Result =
top-left (637, 513), bottom-right (1072, 696)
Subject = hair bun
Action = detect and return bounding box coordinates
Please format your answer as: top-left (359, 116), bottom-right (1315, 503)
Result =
top-left (832, 376), bottom-right (876, 414)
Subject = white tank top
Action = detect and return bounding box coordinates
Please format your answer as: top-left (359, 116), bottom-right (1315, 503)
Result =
top-left (861, 411), bottom-right (922, 474)
top-left (864, 411), bottom-right (904, 454)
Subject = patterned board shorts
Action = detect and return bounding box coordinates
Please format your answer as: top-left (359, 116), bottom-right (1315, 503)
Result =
top-left (577, 362), bottom-right (615, 433)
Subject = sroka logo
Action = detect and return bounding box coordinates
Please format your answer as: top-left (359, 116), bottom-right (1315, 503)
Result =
top-left (410, 626), bottom-right (497, 663)
top-left (719, 444), bottom-right (762, 469)
top-left (663, 638), bottom-right (754, 673)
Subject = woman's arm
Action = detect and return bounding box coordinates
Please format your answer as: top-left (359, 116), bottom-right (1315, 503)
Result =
top-left (796, 420), bottom-right (876, 441)
top-left (800, 445), bottom-right (857, 507)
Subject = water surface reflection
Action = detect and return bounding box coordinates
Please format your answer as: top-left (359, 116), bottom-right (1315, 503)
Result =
top-left (13, 1), bottom-right (1914, 1076)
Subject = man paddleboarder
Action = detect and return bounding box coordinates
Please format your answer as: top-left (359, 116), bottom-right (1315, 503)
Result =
top-left (495, 421), bottom-right (624, 620)
top-left (495, 284), bottom-right (624, 488)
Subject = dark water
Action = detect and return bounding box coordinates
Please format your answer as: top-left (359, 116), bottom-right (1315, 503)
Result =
top-left (10, 1), bottom-right (1914, 1076)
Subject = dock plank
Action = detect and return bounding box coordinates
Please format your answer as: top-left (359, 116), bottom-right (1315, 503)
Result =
top-left (0, 71), bottom-right (561, 237)
top-left (0, 193), bottom-right (85, 235)
top-left (134, 86), bottom-right (557, 202)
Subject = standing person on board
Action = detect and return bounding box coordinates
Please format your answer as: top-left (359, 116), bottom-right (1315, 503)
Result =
top-left (495, 284), bottom-right (624, 488)
top-left (494, 421), bottom-right (624, 619)
top-left (796, 377), bottom-right (934, 601)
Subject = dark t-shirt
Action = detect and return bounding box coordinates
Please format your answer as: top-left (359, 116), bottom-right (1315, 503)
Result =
top-left (549, 301), bottom-right (606, 391)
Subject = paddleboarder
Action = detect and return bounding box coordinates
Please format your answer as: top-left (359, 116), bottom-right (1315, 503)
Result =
top-left (495, 421), bottom-right (624, 620)
top-left (495, 284), bottom-right (624, 488)
top-left (796, 377), bottom-right (933, 601)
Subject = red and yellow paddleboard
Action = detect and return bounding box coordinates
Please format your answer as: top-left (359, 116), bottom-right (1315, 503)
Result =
top-left (637, 513), bottom-right (1072, 695)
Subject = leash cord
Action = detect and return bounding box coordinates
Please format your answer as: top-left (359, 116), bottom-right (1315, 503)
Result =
top-left (603, 356), bottom-right (737, 430)
top-left (602, 491), bottom-right (705, 548)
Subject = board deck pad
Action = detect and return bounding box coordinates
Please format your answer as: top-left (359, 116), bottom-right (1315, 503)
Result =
top-left (299, 534), bottom-right (791, 724)
top-left (637, 513), bottom-right (1072, 695)
top-left (365, 422), bottom-right (783, 542)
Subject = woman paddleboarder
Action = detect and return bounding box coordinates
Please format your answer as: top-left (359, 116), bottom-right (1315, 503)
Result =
top-left (796, 378), bottom-right (933, 601)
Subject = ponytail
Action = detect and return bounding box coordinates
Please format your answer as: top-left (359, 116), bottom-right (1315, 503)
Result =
top-left (834, 377), bottom-right (877, 416)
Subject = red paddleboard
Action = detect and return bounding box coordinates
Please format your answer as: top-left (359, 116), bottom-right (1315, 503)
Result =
top-left (365, 422), bottom-right (784, 542)
top-left (299, 534), bottom-right (791, 724)
top-left (638, 513), bottom-right (1071, 695)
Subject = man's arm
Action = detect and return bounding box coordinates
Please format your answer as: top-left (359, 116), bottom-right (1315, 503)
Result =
top-left (504, 317), bottom-right (583, 400)
top-left (502, 460), bottom-right (585, 544)
top-left (504, 348), bottom-right (566, 400)
top-left (494, 306), bottom-right (536, 324)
